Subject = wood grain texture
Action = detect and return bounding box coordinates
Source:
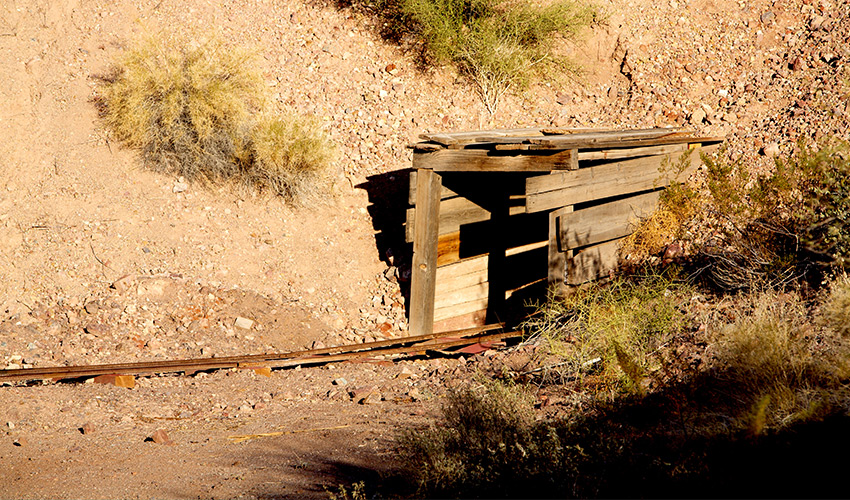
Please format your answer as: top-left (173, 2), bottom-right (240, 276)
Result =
top-left (434, 297), bottom-right (490, 322)
top-left (433, 309), bottom-right (488, 333)
top-left (525, 145), bottom-right (715, 213)
top-left (409, 170), bottom-right (442, 336)
top-left (558, 190), bottom-right (660, 250)
top-left (413, 148), bottom-right (578, 172)
top-left (566, 238), bottom-right (621, 285)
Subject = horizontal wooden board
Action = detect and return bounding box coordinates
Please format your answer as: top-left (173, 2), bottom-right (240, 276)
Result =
top-left (436, 255), bottom-right (488, 280)
top-left (525, 145), bottom-right (715, 214)
top-left (558, 190), bottom-right (660, 251)
top-left (413, 148), bottom-right (578, 172)
top-left (406, 196), bottom-right (490, 242)
top-left (436, 267), bottom-right (488, 295)
top-left (434, 297), bottom-right (490, 322)
top-left (576, 143), bottom-right (688, 161)
top-left (529, 134), bottom-right (721, 150)
top-left (566, 238), bottom-right (621, 285)
top-left (433, 309), bottom-right (488, 333)
top-left (434, 282), bottom-right (489, 310)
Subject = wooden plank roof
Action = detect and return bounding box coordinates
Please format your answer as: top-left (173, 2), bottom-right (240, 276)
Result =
top-left (412, 127), bottom-right (724, 153)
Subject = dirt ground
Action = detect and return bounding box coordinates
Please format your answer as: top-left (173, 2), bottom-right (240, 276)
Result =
top-left (1, 0), bottom-right (848, 497)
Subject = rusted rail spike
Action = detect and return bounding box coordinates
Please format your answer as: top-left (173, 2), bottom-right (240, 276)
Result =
top-left (0, 324), bottom-right (515, 384)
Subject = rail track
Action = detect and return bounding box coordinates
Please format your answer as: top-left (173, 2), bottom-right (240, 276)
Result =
top-left (0, 324), bottom-right (520, 384)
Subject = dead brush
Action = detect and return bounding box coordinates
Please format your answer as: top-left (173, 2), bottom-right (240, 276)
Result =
top-left (522, 272), bottom-right (695, 394)
top-left (99, 31), bottom-right (335, 203)
top-left (708, 287), bottom-right (850, 432)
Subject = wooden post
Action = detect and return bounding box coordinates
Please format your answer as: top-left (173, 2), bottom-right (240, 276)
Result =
top-left (409, 169), bottom-right (443, 336)
top-left (548, 206), bottom-right (572, 296)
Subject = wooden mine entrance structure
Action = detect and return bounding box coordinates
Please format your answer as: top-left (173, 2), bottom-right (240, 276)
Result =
top-left (406, 127), bottom-right (723, 336)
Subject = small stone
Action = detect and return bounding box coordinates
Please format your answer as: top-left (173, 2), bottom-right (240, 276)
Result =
top-left (310, 340), bottom-right (325, 350)
top-left (761, 143), bottom-right (780, 157)
top-left (12, 437), bottom-right (27, 447)
top-left (789, 56), bottom-right (804, 71)
top-left (760, 11), bottom-right (774, 23)
top-left (81, 422), bottom-right (96, 435)
top-left (84, 301), bottom-right (100, 314)
top-left (361, 392), bottom-right (382, 405)
top-left (234, 317), bottom-right (254, 330)
top-left (149, 429), bottom-right (174, 445)
top-left (253, 402), bottom-right (266, 410)
top-left (172, 181), bottom-right (188, 193)
top-left (6, 421), bottom-right (14, 429)
top-left (350, 386), bottom-right (379, 404)
top-left (397, 367), bottom-right (415, 379)
top-left (407, 388), bottom-right (422, 401)
top-left (333, 377), bottom-right (348, 386)
top-left (690, 108), bottom-right (706, 125)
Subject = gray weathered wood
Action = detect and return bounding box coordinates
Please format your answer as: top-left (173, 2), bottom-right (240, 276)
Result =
top-left (409, 170), bottom-right (442, 336)
top-left (566, 238), bottom-right (621, 285)
top-left (576, 143), bottom-right (688, 161)
top-left (413, 148), bottom-right (578, 172)
top-left (558, 190), bottom-right (660, 250)
top-left (525, 145), bottom-right (714, 214)
top-left (408, 170), bottom-right (459, 205)
top-left (548, 206), bottom-right (572, 290)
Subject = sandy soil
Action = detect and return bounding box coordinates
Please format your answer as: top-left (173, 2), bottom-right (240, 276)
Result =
top-left (0, 0), bottom-right (848, 497)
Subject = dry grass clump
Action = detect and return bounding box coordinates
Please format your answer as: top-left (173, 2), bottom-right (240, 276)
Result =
top-left (100, 32), bottom-right (335, 203)
top-left (522, 272), bottom-right (694, 394)
top-left (248, 114), bottom-right (338, 203)
top-left (399, 381), bottom-right (564, 498)
top-left (709, 287), bottom-right (850, 433)
top-left (370, 0), bottom-right (598, 114)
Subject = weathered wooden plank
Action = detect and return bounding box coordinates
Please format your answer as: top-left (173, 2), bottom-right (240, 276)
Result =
top-left (436, 267), bottom-right (488, 294)
top-left (435, 282), bottom-right (490, 310)
top-left (406, 196), bottom-right (490, 242)
top-left (530, 133), bottom-right (720, 150)
top-left (409, 170), bottom-right (442, 336)
top-left (437, 231), bottom-right (461, 267)
top-left (525, 145), bottom-right (714, 214)
top-left (413, 148), bottom-right (578, 172)
top-left (549, 206), bottom-right (572, 289)
top-left (436, 254), bottom-right (488, 280)
top-left (433, 309), bottom-right (488, 333)
top-left (527, 127), bottom-right (681, 147)
top-left (434, 297), bottom-right (490, 322)
top-left (576, 143), bottom-right (688, 161)
top-left (566, 239), bottom-right (621, 285)
top-left (558, 191), bottom-right (660, 250)
top-left (409, 170), bottom-right (458, 204)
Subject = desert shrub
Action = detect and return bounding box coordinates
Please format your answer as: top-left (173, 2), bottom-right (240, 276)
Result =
top-left (708, 288), bottom-right (850, 433)
top-left (627, 140), bottom-right (850, 291)
top-left (399, 381), bottom-right (566, 498)
top-left (379, 0), bottom-right (597, 113)
top-left (100, 32), bottom-right (335, 202)
top-left (622, 152), bottom-right (702, 260)
top-left (248, 114), bottom-right (338, 203)
top-left (522, 272), bottom-right (694, 393)
top-left (822, 273), bottom-right (850, 337)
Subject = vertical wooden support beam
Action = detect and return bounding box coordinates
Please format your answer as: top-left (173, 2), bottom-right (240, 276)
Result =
top-left (548, 206), bottom-right (572, 296)
top-left (409, 169), bottom-right (443, 336)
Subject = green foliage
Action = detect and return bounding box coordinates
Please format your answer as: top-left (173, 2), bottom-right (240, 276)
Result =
top-left (381, 0), bottom-right (597, 113)
top-left (100, 32), bottom-right (335, 203)
top-left (522, 272), bottom-right (694, 393)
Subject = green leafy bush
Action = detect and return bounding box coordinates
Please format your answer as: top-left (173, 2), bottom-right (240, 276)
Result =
top-left (100, 33), bottom-right (336, 203)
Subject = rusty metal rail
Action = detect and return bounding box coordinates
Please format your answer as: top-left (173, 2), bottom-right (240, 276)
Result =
top-left (0, 325), bottom-right (519, 384)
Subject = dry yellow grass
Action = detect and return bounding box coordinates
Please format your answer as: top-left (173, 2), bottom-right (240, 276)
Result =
top-left (100, 31), bottom-right (335, 203)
